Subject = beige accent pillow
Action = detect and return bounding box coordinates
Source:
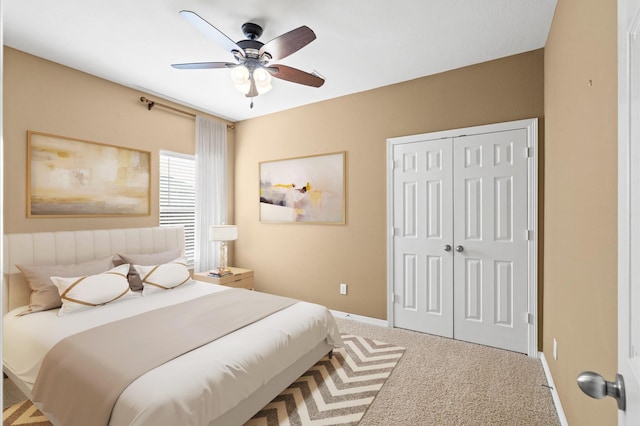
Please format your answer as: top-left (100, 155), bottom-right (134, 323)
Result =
top-left (116, 248), bottom-right (181, 291)
top-left (51, 264), bottom-right (134, 316)
top-left (135, 258), bottom-right (191, 296)
top-left (16, 256), bottom-right (115, 316)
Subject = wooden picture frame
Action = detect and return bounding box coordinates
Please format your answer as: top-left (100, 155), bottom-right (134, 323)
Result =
top-left (259, 151), bottom-right (346, 224)
top-left (27, 131), bottom-right (151, 217)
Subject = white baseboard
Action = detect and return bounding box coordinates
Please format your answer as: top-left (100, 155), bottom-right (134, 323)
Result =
top-left (540, 352), bottom-right (569, 426)
top-left (330, 310), bottom-right (388, 328)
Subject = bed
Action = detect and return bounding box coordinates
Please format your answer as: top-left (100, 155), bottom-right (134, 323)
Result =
top-left (2, 226), bottom-right (342, 426)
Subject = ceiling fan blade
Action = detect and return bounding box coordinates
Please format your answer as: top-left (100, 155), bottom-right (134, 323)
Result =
top-left (179, 10), bottom-right (244, 57)
top-left (171, 62), bottom-right (234, 70)
top-left (259, 26), bottom-right (316, 61)
top-left (269, 64), bottom-right (325, 87)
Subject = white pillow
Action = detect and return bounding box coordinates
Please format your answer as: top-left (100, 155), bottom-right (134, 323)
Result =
top-left (135, 258), bottom-right (191, 296)
top-left (51, 264), bottom-right (134, 316)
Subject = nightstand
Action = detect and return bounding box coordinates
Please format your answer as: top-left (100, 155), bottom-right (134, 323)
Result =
top-left (192, 267), bottom-right (254, 290)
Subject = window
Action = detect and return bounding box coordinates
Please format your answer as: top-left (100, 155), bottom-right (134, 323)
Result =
top-left (159, 151), bottom-right (195, 267)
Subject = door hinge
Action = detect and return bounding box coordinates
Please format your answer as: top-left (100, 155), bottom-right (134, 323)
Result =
top-left (526, 147), bottom-right (533, 158)
top-left (526, 229), bottom-right (534, 240)
top-left (391, 227), bottom-right (396, 236)
top-left (527, 313), bottom-right (534, 324)
top-left (391, 293), bottom-right (395, 303)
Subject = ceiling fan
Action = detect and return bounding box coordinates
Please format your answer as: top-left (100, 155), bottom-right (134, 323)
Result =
top-left (171, 10), bottom-right (325, 104)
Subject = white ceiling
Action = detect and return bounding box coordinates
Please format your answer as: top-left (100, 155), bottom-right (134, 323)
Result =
top-left (3, 0), bottom-right (557, 122)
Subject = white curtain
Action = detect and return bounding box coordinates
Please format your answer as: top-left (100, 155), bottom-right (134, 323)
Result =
top-left (194, 116), bottom-right (227, 272)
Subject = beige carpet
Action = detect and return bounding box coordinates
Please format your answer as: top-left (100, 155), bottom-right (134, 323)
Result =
top-left (4, 318), bottom-right (561, 425)
top-left (335, 317), bottom-right (560, 425)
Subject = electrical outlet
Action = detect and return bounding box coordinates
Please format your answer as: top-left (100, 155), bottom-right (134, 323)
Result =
top-left (553, 338), bottom-right (558, 360)
top-left (339, 283), bottom-right (348, 295)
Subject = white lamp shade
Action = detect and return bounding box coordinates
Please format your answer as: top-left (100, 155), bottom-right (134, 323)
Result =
top-left (230, 66), bottom-right (249, 85)
top-left (209, 225), bottom-right (238, 241)
top-left (234, 80), bottom-right (252, 95)
top-left (231, 66), bottom-right (251, 94)
top-left (253, 68), bottom-right (273, 95)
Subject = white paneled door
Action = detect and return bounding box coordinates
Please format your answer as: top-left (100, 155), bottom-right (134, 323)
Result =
top-left (392, 138), bottom-right (454, 338)
top-left (389, 121), bottom-right (535, 355)
top-left (452, 130), bottom-right (529, 353)
top-left (618, 0), bottom-right (640, 422)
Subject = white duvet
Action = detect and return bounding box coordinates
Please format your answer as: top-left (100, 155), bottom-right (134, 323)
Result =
top-left (3, 280), bottom-right (342, 425)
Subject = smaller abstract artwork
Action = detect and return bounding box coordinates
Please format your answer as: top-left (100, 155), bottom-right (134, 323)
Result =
top-left (27, 131), bottom-right (151, 217)
top-left (259, 152), bottom-right (346, 224)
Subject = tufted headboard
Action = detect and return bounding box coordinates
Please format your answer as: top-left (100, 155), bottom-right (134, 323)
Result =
top-left (2, 226), bottom-right (184, 314)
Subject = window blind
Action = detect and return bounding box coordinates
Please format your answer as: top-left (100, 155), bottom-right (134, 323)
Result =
top-left (159, 151), bottom-right (195, 267)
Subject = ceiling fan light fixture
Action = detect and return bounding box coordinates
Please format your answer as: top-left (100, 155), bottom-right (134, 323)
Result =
top-left (253, 67), bottom-right (273, 95)
top-left (230, 65), bottom-right (250, 85)
top-left (174, 11), bottom-right (323, 104)
top-left (234, 81), bottom-right (251, 95)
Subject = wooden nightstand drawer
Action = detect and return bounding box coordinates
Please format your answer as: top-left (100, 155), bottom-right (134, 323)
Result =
top-left (232, 275), bottom-right (254, 290)
top-left (192, 267), bottom-right (254, 290)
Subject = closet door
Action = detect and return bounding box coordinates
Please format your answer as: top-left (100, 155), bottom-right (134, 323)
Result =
top-left (392, 138), bottom-right (454, 337)
top-left (452, 129), bottom-right (529, 353)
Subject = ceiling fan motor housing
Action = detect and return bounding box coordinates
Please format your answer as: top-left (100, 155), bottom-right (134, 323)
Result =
top-left (241, 22), bottom-right (263, 40)
top-left (238, 23), bottom-right (267, 60)
top-left (237, 40), bottom-right (264, 59)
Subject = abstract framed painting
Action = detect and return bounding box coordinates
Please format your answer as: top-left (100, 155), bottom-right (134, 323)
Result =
top-left (259, 151), bottom-right (346, 224)
top-left (27, 131), bottom-right (151, 217)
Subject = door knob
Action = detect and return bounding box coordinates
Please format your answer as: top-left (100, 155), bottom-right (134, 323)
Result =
top-left (455, 245), bottom-right (464, 252)
top-left (444, 244), bottom-right (452, 252)
top-left (577, 371), bottom-right (626, 411)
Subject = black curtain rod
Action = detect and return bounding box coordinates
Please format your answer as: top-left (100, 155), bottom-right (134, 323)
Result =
top-left (139, 97), bottom-right (235, 130)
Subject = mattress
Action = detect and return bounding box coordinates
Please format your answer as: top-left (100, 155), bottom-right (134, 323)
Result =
top-left (3, 279), bottom-right (342, 425)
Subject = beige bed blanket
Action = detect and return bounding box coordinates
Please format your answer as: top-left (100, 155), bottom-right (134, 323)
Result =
top-left (31, 288), bottom-right (296, 426)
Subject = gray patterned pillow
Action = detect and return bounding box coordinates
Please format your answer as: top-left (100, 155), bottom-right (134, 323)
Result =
top-left (115, 248), bottom-right (182, 291)
top-left (17, 256), bottom-right (115, 316)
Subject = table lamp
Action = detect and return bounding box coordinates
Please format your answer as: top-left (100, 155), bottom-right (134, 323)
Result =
top-left (209, 225), bottom-right (238, 274)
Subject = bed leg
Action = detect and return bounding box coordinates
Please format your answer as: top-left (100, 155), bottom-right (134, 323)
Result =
top-left (328, 349), bottom-right (333, 359)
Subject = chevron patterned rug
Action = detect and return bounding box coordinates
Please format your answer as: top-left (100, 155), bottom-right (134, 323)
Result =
top-left (3, 334), bottom-right (404, 426)
top-left (246, 334), bottom-right (405, 425)
top-left (2, 400), bottom-right (50, 426)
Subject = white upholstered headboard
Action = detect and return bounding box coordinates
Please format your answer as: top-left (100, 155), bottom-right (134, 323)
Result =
top-left (2, 226), bottom-right (185, 314)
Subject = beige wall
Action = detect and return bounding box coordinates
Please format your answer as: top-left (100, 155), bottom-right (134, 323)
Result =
top-left (234, 50), bottom-right (544, 319)
top-left (3, 47), bottom-right (235, 234)
top-left (543, 0), bottom-right (618, 424)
